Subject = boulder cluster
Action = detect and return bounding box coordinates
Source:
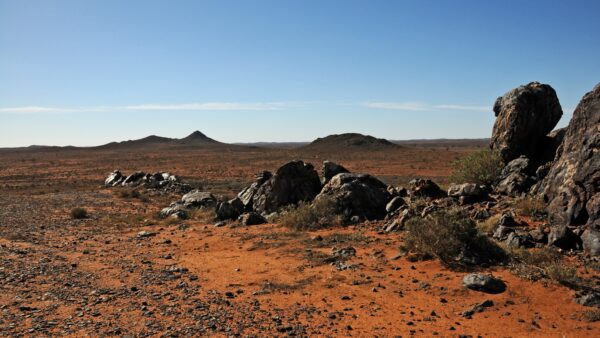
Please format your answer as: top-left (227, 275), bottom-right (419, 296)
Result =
top-left (104, 170), bottom-right (192, 194)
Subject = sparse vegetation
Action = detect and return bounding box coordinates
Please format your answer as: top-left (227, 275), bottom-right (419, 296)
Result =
top-left (509, 247), bottom-right (578, 286)
top-left (188, 207), bottom-right (216, 223)
top-left (449, 149), bottom-right (503, 185)
top-left (278, 196), bottom-right (341, 230)
top-left (477, 213), bottom-right (502, 235)
top-left (404, 209), bottom-right (505, 267)
top-left (70, 207), bottom-right (88, 219)
top-left (514, 196), bottom-right (546, 217)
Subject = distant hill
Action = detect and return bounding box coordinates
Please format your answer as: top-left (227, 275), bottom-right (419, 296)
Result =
top-left (176, 131), bottom-right (221, 145)
top-left (302, 133), bottom-right (399, 151)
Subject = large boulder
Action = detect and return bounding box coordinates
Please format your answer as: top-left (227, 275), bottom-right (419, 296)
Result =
top-left (122, 171), bottom-right (146, 186)
top-left (491, 82), bottom-right (563, 164)
top-left (321, 160), bottom-right (350, 184)
top-left (541, 83), bottom-right (600, 228)
top-left (316, 173), bottom-right (391, 222)
top-left (252, 161), bottom-right (322, 214)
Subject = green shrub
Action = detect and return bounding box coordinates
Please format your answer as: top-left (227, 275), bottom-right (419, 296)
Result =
top-left (278, 196), bottom-right (341, 231)
top-left (404, 209), bottom-right (504, 267)
top-left (449, 149), bottom-right (503, 186)
top-left (71, 207), bottom-right (88, 219)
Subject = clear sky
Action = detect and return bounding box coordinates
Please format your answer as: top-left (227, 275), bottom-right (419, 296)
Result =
top-left (1, 0), bottom-right (599, 147)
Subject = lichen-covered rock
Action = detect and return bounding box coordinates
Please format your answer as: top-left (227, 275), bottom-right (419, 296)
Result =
top-left (317, 173), bottom-right (391, 222)
top-left (491, 82), bottom-right (563, 164)
top-left (541, 83), bottom-right (600, 228)
top-left (495, 156), bottom-right (534, 196)
top-left (252, 161), bottom-right (322, 214)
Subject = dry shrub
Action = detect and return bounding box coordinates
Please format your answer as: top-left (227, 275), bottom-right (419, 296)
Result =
top-left (477, 213), bottom-right (502, 235)
top-left (449, 149), bottom-right (503, 186)
top-left (188, 207), bottom-right (216, 223)
top-left (404, 209), bottom-right (504, 267)
top-left (278, 196), bottom-right (342, 231)
top-left (514, 196), bottom-right (546, 217)
top-left (70, 207), bottom-right (88, 219)
top-left (509, 247), bottom-right (578, 285)
top-left (583, 310), bottom-right (600, 323)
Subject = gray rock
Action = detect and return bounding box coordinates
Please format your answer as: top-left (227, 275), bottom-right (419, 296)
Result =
top-left (238, 212), bottom-right (267, 226)
top-left (548, 224), bottom-right (582, 250)
top-left (321, 160), bottom-right (350, 185)
top-left (159, 202), bottom-right (189, 219)
top-left (216, 197), bottom-right (244, 221)
top-left (237, 171), bottom-right (272, 210)
top-left (575, 291), bottom-right (600, 308)
top-left (462, 273), bottom-right (506, 294)
top-left (541, 83), bottom-right (600, 228)
top-left (104, 170), bottom-right (124, 186)
top-left (505, 232), bottom-right (533, 249)
top-left (461, 300), bottom-right (494, 318)
top-left (493, 225), bottom-right (514, 241)
top-left (386, 196), bottom-right (406, 213)
top-left (252, 161), bottom-right (321, 214)
top-left (495, 156), bottom-right (534, 196)
top-left (448, 183), bottom-right (484, 198)
top-left (122, 171), bottom-right (146, 186)
top-left (409, 179), bottom-right (446, 199)
top-left (582, 227), bottom-right (600, 256)
top-left (491, 82), bottom-right (563, 163)
top-left (316, 173), bottom-right (391, 222)
top-left (181, 190), bottom-right (217, 208)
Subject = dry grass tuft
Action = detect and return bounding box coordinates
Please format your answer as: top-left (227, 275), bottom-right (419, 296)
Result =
top-left (278, 196), bottom-right (342, 231)
top-left (509, 247), bottom-right (578, 286)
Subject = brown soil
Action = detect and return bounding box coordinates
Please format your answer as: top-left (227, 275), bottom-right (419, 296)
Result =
top-left (0, 144), bottom-right (598, 336)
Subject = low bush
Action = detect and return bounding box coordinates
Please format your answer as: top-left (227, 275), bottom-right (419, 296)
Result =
top-left (70, 207), bottom-right (88, 219)
top-left (514, 196), bottom-right (546, 217)
top-left (509, 247), bottom-right (578, 286)
top-left (449, 149), bottom-right (503, 186)
top-left (278, 196), bottom-right (341, 231)
top-left (404, 209), bottom-right (505, 268)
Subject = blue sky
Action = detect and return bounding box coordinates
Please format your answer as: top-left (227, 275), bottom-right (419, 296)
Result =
top-left (1, 0), bottom-right (599, 147)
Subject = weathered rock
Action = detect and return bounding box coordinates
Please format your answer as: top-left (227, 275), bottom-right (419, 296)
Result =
top-left (384, 209), bottom-right (413, 232)
top-left (388, 186), bottom-right (408, 198)
top-left (505, 231), bottom-right (534, 249)
top-left (495, 156), bottom-right (534, 196)
top-left (493, 225), bottom-right (514, 241)
top-left (581, 227), bottom-right (600, 256)
top-left (541, 83), bottom-right (600, 228)
top-left (529, 226), bottom-right (548, 243)
top-left (462, 274), bottom-right (506, 294)
top-left (316, 173), bottom-right (391, 222)
top-left (237, 171), bottom-right (272, 210)
top-left (491, 82), bottom-right (563, 163)
top-left (409, 179), bottom-right (446, 199)
top-left (104, 170), bottom-right (124, 186)
top-left (321, 160), bottom-right (349, 184)
top-left (386, 196), bottom-right (406, 213)
top-left (547, 224), bottom-right (582, 250)
top-left (159, 202), bottom-right (189, 219)
top-left (252, 161), bottom-right (321, 214)
top-left (461, 300), bottom-right (494, 318)
top-left (181, 190), bottom-right (217, 208)
top-left (238, 212), bottom-right (267, 226)
top-left (575, 291), bottom-right (600, 308)
top-left (122, 171), bottom-right (146, 186)
top-left (448, 183), bottom-right (484, 198)
top-left (216, 198), bottom-right (244, 221)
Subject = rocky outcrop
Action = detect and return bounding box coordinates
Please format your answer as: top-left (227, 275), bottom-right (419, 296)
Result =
top-left (104, 170), bottom-right (192, 194)
top-left (160, 190), bottom-right (217, 219)
top-left (251, 161), bottom-right (322, 214)
top-left (216, 198), bottom-right (244, 221)
top-left (321, 160), bottom-right (349, 185)
top-left (316, 173), bottom-right (391, 222)
top-left (541, 83), bottom-right (600, 229)
top-left (237, 171), bottom-right (272, 210)
top-left (491, 82), bottom-right (563, 164)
